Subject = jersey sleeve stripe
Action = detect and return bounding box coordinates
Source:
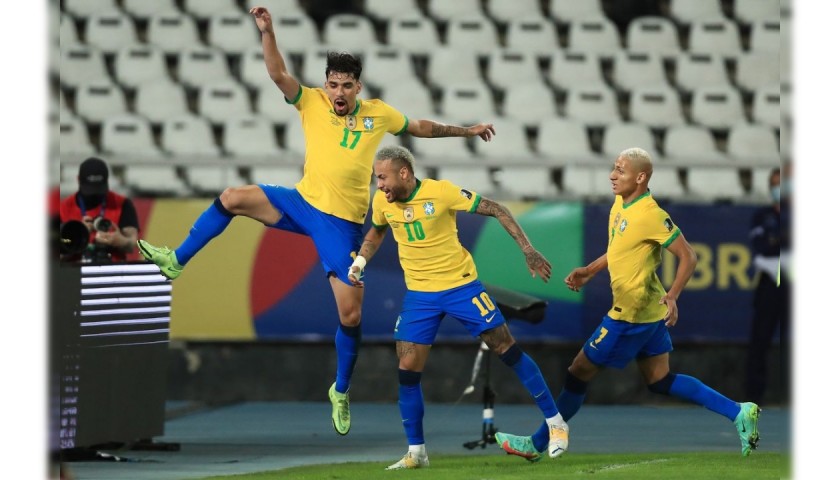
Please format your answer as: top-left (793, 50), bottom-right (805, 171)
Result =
top-left (394, 115), bottom-right (409, 136)
top-left (468, 193), bottom-right (482, 213)
top-left (284, 84), bottom-right (303, 105)
top-left (662, 228), bottom-right (681, 248)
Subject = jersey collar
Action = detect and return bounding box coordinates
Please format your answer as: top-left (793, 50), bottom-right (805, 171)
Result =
top-left (622, 189), bottom-right (651, 209)
top-left (399, 179), bottom-right (422, 202)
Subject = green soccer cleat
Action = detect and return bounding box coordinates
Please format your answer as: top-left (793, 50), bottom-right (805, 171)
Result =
top-left (137, 240), bottom-right (183, 280)
top-left (734, 402), bottom-right (761, 457)
top-left (385, 452), bottom-right (429, 470)
top-left (328, 382), bottom-right (351, 435)
top-left (495, 431), bottom-right (545, 463)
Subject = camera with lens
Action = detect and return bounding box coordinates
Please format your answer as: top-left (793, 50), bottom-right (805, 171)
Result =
top-left (58, 217), bottom-right (114, 262)
top-left (93, 217), bottom-right (113, 232)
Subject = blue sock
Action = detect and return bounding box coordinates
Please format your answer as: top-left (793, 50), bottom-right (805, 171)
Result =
top-left (652, 373), bottom-right (741, 421)
top-left (532, 372), bottom-right (588, 452)
top-left (398, 369), bottom-right (424, 445)
top-left (174, 198), bottom-right (234, 266)
top-left (500, 344), bottom-right (559, 419)
top-left (334, 324), bottom-right (360, 394)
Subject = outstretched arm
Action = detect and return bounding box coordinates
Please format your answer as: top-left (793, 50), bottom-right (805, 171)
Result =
top-left (250, 6), bottom-right (300, 101)
top-left (348, 226), bottom-right (388, 287)
top-left (660, 234), bottom-right (697, 327)
top-left (565, 253), bottom-right (607, 292)
top-left (406, 119), bottom-right (496, 142)
top-left (474, 197), bottom-right (551, 282)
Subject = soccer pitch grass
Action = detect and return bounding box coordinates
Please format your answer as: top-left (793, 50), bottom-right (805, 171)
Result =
top-left (193, 452), bottom-right (787, 479)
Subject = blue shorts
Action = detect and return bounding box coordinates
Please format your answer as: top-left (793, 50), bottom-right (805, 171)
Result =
top-left (259, 184), bottom-right (363, 285)
top-left (582, 316), bottom-right (673, 369)
top-left (394, 280), bottom-right (507, 345)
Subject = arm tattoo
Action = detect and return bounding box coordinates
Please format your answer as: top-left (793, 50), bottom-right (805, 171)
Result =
top-left (475, 198), bottom-right (532, 252)
top-left (359, 238), bottom-right (380, 259)
top-left (430, 123), bottom-right (468, 138)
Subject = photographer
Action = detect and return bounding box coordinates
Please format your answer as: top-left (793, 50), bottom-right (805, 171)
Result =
top-left (58, 157), bottom-right (139, 262)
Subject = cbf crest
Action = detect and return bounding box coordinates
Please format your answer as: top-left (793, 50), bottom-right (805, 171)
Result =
top-left (363, 117), bottom-right (374, 130)
top-left (620, 219), bottom-right (628, 232)
top-left (403, 206), bottom-right (414, 221)
top-left (423, 201), bottom-right (435, 216)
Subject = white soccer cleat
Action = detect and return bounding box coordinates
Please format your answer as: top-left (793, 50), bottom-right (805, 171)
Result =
top-left (548, 421), bottom-right (569, 458)
top-left (385, 451), bottom-right (430, 470)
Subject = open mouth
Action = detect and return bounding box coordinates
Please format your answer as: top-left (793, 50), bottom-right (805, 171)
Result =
top-left (334, 99), bottom-right (347, 113)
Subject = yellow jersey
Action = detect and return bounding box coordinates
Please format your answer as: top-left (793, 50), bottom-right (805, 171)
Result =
top-left (606, 191), bottom-right (681, 323)
top-left (288, 86), bottom-right (409, 223)
top-left (371, 179), bottom-right (481, 292)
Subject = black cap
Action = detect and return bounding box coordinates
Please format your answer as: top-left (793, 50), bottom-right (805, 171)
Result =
top-left (78, 157), bottom-right (109, 195)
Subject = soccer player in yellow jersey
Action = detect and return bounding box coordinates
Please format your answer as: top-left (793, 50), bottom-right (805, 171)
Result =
top-left (495, 147), bottom-right (762, 461)
top-left (347, 146), bottom-right (568, 469)
top-left (136, 6), bottom-right (497, 436)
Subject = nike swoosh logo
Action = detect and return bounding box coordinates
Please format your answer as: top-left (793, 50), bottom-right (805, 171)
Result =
top-left (741, 425), bottom-right (746, 432)
top-left (385, 213), bottom-right (394, 218)
top-left (485, 313), bottom-right (497, 323)
top-left (589, 342), bottom-right (598, 350)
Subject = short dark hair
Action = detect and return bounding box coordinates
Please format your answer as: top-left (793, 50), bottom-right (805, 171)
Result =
top-left (325, 51), bottom-right (362, 80)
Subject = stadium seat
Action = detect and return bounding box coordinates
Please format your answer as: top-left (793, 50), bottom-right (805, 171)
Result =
top-left (410, 118), bottom-right (474, 161)
top-left (146, 13), bottom-right (203, 56)
top-left (687, 19), bottom-right (743, 58)
top-left (426, 0), bottom-right (483, 23)
top-left (779, 120), bottom-right (792, 157)
top-left (566, 17), bottom-right (622, 60)
top-left (501, 81), bottom-right (558, 127)
top-left (361, 46), bottom-right (418, 91)
top-left (254, 83), bottom-right (305, 126)
top-left (386, 14), bottom-right (443, 56)
top-left (548, 0), bottom-right (608, 24)
top-left (99, 113), bottom-right (164, 157)
top-left (444, 14), bottom-right (500, 56)
top-left (301, 47), bottom-right (336, 86)
top-left (323, 14), bottom-right (380, 51)
top-left (114, 44), bottom-right (171, 89)
top-left (436, 166), bottom-right (496, 195)
top-left (63, 0), bottom-right (120, 18)
top-left (426, 47), bottom-right (483, 88)
top-left (647, 165), bottom-right (685, 200)
top-left (207, 13), bottom-right (260, 54)
top-left (197, 81), bottom-right (253, 125)
top-left (250, 165), bottom-right (304, 186)
top-left (546, 51), bottom-right (606, 91)
top-left (379, 79), bottom-right (438, 120)
top-left (601, 122), bottom-right (657, 157)
top-left (186, 165), bottom-right (247, 194)
top-left (689, 85), bottom-right (747, 131)
top-left (473, 118), bottom-right (532, 161)
top-left (239, 46), bottom-right (280, 91)
top-left (751, 166), bottom-right (777, 199)
top-left (685, 167), bottom-right (745, 200)
top-left (122, 0), bottom-right (180, 20)
top-left (485, 50), bottom-right (543, 92)
top-left (734, 52), bottom-right (780, 93)
top-left (271, 12), bottom-right (321, 55)
top-left (535, 118), bottom-right (597, 164)
top-left (59, 114), bottom-right (97, 157)
top-left (628, 84), bottom-right (686, 129)
top-left (60, 45), bottom-right (110, 89)
top-left (176, 46), bottom-right (235, 88)
top-left (83, 13), bottom-right (139, 55)
top-left (60, 13), bottom-right (81, 46)
top-left (259, 0), bottom-right (307, 16)
top-left (727, 122), bottom-right (780, 166)
top-left (74, 81), bottom-right (128, 124)
top-left (751, 84), bottom-right (781, 129)
top-left (674, 53), bottom-right (730, 95)
top-left (662, 124), bottom-right (727, 164)
top-left (161, 114), bottom-right (223, 157)
top-left (134, 80), bottom-right (191, 124)
top-left (222, 114), bottom-right (285, 157)
top-left (734, 0), bottom-right (782, 24)
top-left (485, 0), bottom-right (542, 24)
top-left (625, 16), bottom-right (682, 60)
top-left (363, 0), bottom-right (423, 23)
top-left (668, 0), bottom-right (726, 25)
top-left (749, 20), bottom-right (781, 53)
top-left (123, 165), bottom-right (188, 196)
top-left (610, 51), bottom-right (669, 93)
top-left (564, 84), bottom-right (622, 128)
top-left (182, 0), bottom-right (242, 20)
top-left (496, 167), bottom-right (560, 199)
top-left (438, 83), bottom-right (497, 124)
top-left (504, 15), bottom-right (561, 58)
top-left (561, 166), bottom-right (599, 198)
top-left (282, 119), bottom-right (306, 157)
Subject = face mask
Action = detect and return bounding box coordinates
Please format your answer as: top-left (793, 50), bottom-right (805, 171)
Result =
top-left (770, 185), bottom-right (781, 204)
top-left (81, 193), bottom-right (105, 209)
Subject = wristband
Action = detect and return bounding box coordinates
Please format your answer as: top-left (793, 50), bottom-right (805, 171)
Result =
top-left (348, 255), bottom-right (367, 281)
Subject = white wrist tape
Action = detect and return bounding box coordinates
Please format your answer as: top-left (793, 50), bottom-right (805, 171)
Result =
top-left (348, 255), bottom-right (367, 281)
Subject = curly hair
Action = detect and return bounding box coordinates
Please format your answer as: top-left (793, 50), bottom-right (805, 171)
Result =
top-left (325, 51), bottom-right (363, 80)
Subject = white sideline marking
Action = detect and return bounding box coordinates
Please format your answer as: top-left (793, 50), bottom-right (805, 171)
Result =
top-left (576, 458), bottom-right (672, 474)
